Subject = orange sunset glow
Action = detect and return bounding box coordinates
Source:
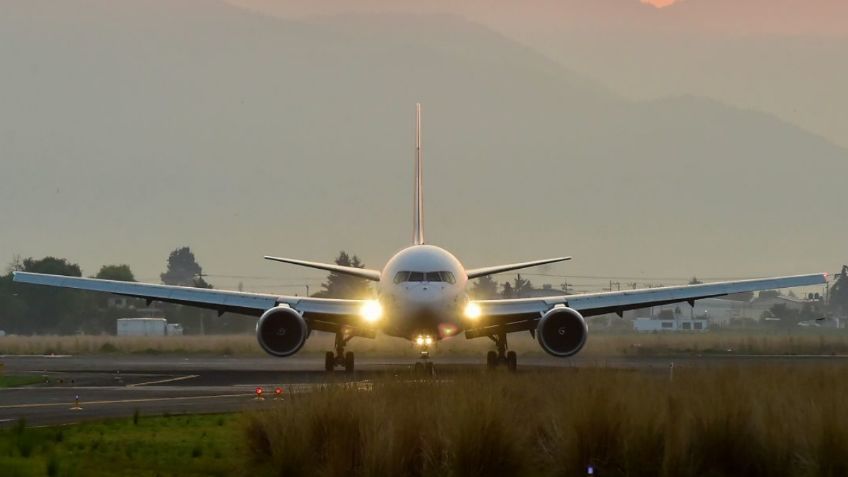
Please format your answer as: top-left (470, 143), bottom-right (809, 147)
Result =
top-left (642, 0), bottom-right (677, 7)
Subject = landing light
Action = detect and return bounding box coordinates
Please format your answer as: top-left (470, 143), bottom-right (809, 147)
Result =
top-left (464, 302), bottom-right (482, 320)
top-left (360, 300), bottom-right (383, 323)
top-left (416, 335), bottom-right (433, 346)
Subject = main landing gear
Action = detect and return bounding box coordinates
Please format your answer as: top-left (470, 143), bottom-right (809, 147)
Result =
top-left (325, 331), bottom-right (354, 373)
top-left (486, 332), bottom-right (517, 372)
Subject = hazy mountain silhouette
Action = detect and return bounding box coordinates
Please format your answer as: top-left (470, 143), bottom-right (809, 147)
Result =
top-left (1, 0), bottom-right (844, 284)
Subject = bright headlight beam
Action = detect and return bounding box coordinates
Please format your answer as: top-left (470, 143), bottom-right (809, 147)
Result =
top-left (464, 302), bottom-right (482, 320)
top-left (360, 300), bottom-right (383, 323)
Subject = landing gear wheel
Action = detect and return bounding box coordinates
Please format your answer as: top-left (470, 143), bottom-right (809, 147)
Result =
top-left (344, 351), bottom-right (355, 373)
top-left (324, 351), bottom-right (335, 372)
top-left (345, 351), bottom-right (353, 373)
top-left (506, 351), bottom-right (517, 372)
top-left (414, 362), bottom-right (424, 374)
top-left (424, 361), bottom-right (435, 376)
top-left (486, 351), bottom-right (498, 369)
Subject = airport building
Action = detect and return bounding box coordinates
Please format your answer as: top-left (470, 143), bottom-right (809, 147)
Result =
top-left (117, 318), bottom-right (183, 337)
top-left (633, 318), bottom-right (709, 332)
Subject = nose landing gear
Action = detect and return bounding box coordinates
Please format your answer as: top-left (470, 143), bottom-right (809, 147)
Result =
top-left (325, 331), bottom-right (355, 373)
top-left (413, 335), bottom-right (436, 376)
top-left (486, 332), bottom-right (517, 372)
top-left (414, 351), bottom-right (435, 376)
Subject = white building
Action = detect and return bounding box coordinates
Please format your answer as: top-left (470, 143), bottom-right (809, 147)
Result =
top-left (117, 318), bottom-right (181, 336)
top-left (633, 317), bottom-right (709, 332)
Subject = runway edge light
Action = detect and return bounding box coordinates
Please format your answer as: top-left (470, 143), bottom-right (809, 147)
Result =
top-left (70, 394), bottom-right (83, 411)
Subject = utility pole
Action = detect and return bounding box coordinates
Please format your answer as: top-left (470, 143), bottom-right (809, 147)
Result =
top-left (825, 279), bottom-right (830, 307)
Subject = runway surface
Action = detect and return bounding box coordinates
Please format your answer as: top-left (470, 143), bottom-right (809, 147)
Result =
top-left (2, 353), bottom-right (847, 427)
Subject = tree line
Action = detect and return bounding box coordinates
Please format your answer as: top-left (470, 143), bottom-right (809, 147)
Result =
top-left (2, 247), bottom-right (846, 334)
top-left (1, 247), bottom-right (226, 335)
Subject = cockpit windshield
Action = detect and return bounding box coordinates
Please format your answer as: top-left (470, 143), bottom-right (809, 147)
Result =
top-left (393, 271), bottom-right (456, 284)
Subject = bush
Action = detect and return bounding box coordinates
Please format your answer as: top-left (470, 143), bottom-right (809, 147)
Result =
top-left (98, 342), bottom-right (118, 353)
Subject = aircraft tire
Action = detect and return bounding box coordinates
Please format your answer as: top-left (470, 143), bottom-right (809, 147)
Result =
top-left (325, 352), bottom-right (335, 372)
top-left (486, 351), bottom-right (498, 369)
top-left (344, 351), bottom-right (355, 373)
top-left (506, 351), bottom-right (517, 372)
top-left (425, 361), bottom-right (435, 376)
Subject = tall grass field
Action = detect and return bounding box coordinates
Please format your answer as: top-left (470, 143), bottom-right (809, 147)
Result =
top-left (244, 365), bottom-right (848, 477)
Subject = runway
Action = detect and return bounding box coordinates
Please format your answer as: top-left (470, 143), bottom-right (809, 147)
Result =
top-left (2, 353), bottom-right (848, 427)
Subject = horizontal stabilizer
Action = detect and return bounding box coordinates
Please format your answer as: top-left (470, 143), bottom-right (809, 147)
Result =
top-left (466, 257), bottom-right (572, 279)
top-left (264, 256), bottom-right (382, 281)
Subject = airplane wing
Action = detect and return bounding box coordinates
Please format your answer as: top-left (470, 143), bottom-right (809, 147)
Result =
top-left (263, 256), bottom-right (381, 281)
top-left (12, 272), bottom-right (368, 333)
top-left (466, 257), bottom-right (572, 279)
top-left (465, 273), bottom-right (827, 338)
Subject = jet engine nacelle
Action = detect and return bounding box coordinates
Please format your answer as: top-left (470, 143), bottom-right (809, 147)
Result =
top-left (536, 307), bottom-right (588, 357)
top-left (256, 306), bottom-right (308, 357)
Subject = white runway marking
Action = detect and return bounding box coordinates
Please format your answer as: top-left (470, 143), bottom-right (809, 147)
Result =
top-left (0, 393), bottom-right (251, 410)
top-left (127, 374), bottom-right (199, 387)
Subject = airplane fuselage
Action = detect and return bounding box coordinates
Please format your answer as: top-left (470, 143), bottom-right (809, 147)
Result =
top-left (379, 245), bottom-right (468, 342)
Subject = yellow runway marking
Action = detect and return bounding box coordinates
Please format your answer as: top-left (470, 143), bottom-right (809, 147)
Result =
top-left (0, 393), bottom-right (251, 410)
top-left (127, 375), bottom-right (199, 387)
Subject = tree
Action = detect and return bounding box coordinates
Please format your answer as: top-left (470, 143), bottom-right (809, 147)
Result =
top-left (830, 265), bottom-right (848, 314)
top-left (760, 303), bottom-right (821, 328)
top-left (469, 275), bottom-right (499, 299)
top-left (8, 257), bottom-right (91, 333)
top-left (501, 282), bottom-right (514, 299)
top-left (160, 247), bottom-right (210, 288)
top-left (95, 264), bottom-right (135, 282)
top-left (314, 251), bottom-right (371, 299)
top-left (512, 274), bottom-right (533, 298)
top-left (689, 276), bottom-right (703, 285)
top-left (158, 247), bottom-right (214, 335)
top-left (22, 257), bottom-right (82, 277)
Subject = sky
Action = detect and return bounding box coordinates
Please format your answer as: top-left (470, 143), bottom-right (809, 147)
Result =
top-left (1, 0), bottom-right (844, 296)
top-left (230, 0), bottom-right (848, 147)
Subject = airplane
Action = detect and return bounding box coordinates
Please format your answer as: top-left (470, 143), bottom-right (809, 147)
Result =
top-left (13, 104), bottom-right (827, 374)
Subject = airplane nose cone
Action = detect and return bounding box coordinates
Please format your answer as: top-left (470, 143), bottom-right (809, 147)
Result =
top-left (405, 284), bottom-right (444, 306)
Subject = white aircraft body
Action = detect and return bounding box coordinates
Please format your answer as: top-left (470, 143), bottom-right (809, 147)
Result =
top-left (13, 105), bottom-right (827, 373)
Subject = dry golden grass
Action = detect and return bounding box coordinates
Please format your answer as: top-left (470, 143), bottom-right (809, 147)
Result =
top-left (243, 365), bottom-right (848, 477)
top-left (2, 331), bottom-right (848, 358)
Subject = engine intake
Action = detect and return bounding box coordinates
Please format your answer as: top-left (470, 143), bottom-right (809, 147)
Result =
top-left (536, 307), bottom-right (588, 357)
top-left (256, 306), bottom-right (308, 357)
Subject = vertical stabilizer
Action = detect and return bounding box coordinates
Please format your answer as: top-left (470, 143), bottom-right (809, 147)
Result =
top-left (413, 103), bottom-right (424, 245)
